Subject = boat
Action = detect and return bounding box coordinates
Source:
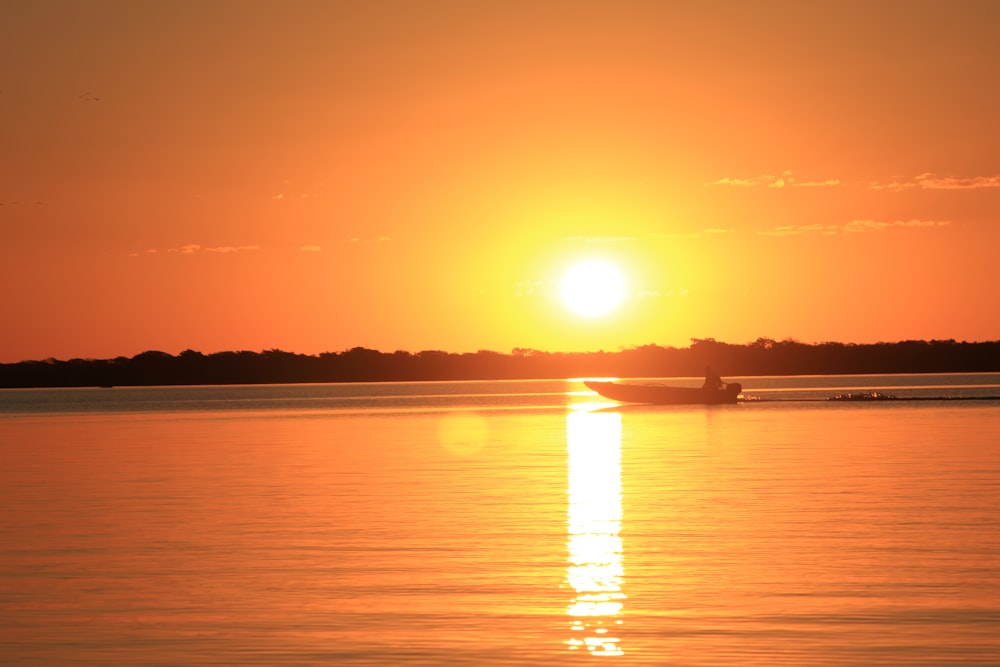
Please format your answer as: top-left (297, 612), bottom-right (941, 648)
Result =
top-left (585, 380), bottom-right (743, 405)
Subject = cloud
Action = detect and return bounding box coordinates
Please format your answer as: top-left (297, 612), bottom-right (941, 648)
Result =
top-left (204, 245), bottom-right (260, 253)
top-left (870, 173), bottom-right (1000, 191)
top-left (900, 219), bottom-right (951, 227)
top-left (710, 170), bottom-right (840, 189)
top-left (844, 219), bottom-right (951, 232)
top-left (794, 179), bottom-right (842, 188)
top-left (841, 220), bottom-right (890, 233)
top-left (298, 245), bottom-right (322, 252)
top-left (758, 224), bottom-right (838, 237)
top-left (349, 236), bottom-right (391, 243)
top-left (759, 219), bottom-right (951, 236)
top-left (132, 243), bottom-right (261, 256)
top-left (271, 179), bottom-right (324, 201)
top-left (272, 192), bottom-right (319, 200)
top-left (710, 175), bottom-right (778, 187)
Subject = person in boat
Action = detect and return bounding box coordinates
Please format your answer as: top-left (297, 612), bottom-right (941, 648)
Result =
top-left (702, 366), bottom-right (724, 390)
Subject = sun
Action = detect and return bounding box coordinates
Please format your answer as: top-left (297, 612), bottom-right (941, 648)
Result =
top-left (560, 260), bottom-right (626, 317)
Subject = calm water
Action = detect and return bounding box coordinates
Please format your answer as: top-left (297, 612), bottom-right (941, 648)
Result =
top-left (1, 375), bottom-right (999, 666)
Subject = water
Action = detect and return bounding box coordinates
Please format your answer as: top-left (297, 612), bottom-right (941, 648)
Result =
top-left (1, 375), bottom-right (999, 666)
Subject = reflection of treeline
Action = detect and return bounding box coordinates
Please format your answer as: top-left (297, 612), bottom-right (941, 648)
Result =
top-left (2, 338), bottom-right (998, 388)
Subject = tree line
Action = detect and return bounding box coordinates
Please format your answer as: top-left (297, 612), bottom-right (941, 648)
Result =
top-left (1, 338), bottom-right (997, 388)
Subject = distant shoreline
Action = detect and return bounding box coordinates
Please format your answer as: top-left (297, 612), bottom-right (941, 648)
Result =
top-left (1, 339), bottom-right (997, 389)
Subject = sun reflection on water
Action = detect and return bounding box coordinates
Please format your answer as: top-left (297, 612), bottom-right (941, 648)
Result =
top-left (565, 406), bottom-right (625, 657)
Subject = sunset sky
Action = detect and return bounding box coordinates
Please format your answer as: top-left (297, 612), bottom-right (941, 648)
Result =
top-left (2, 1), bottom-right (998, 362)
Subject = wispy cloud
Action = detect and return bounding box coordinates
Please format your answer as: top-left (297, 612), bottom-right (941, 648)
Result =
top-left (710, 170), bottom-right (840, 189)
top-left (204, 245), bottom-right (261, 253)
top-left (758, 224), bottom-right (839, 237)
top-left (871, 173), bottom-right (1000, 191)
top-left (711, 175), bottom-right (780, 187)
top-left (272, 192), bottom-right (319, 200)
top-left (843, 219), bottom-right (951, 232)
top-left (129, 243), bottom-right (261, 257)
top-left (348, 236), bottom-right (391, 243)
top-left (298, 245), bottom-right (322, 252)
top-left (714, 170), bottom-right (1000, 191)
top-left (794, 178), bottom-right (842, 188)
top-left (271, 179), bottom-right (326, 201)
top-left (759, 219), bottom-right (951, 236)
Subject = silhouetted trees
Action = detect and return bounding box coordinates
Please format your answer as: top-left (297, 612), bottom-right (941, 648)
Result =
top-left (1, 339), bottom-right (997, 388)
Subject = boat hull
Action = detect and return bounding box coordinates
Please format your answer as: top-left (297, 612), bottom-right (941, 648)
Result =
top-left (585, 380), bottom-right (742, 405)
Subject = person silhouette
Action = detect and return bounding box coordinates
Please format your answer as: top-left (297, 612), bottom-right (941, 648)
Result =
top-left (702, 366), bottom-right (723, 390)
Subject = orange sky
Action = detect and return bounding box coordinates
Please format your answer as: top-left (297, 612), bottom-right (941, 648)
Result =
top-left (2, 1), bottom-right (998, 362)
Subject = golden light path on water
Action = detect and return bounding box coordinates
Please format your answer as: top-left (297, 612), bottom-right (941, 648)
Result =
top-left (565, 405), bottom-right (626, 656)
